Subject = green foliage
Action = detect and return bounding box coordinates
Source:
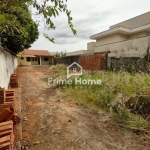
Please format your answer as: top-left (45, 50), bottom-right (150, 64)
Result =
top-left (31, 0), bottom-right (77, 36)
top-left (0, 0), bottom-right (76, 53)
top-left (0, 1), bottom-right (39, 53)
top-left (54, 50), bottom-right (67, 57)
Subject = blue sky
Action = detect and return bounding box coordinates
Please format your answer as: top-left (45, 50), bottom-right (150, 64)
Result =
top-left (31, 0), bottom-right (150, 52)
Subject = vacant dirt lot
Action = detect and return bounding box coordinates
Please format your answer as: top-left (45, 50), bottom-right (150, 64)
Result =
top-left (17, 66), bottom-right (150, 150)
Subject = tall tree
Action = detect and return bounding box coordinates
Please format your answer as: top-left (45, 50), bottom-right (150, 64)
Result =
top-left (0, 0), bottom-right (76, 53)
top-left (0, 1), bottom-right (39, 53)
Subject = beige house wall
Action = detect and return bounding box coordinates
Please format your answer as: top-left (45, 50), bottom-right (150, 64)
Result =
top-left (96, 33), bottom-right (128, 46)
top-left (18, 56), bottom-right (53, 65)
top-left (129, 31), bottom-right (150, 39)
top-left (18, 57), bottom-right (31, 65)
top-left (110, 11), bottom-right (150, 29)
top-left (67, 50), bottom-right (94, 56)
top-left (41, 56), bottom-right (52, 65)
top-left (31, 58), bottom-right (38, 65)
top-left (87, 42), bottom-right (96, 51)
top-left (94, 36), bottom-right (150, 58)
top-left (95, 32), bottom-right (150, 48)
top-left (67, 50), bottom-right (85, 56)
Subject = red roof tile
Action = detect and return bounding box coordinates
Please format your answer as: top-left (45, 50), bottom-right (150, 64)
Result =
top-left (23, 49), bottom-right (52, 56)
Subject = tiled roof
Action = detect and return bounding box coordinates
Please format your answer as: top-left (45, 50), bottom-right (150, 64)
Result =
top-left (23, 49), bottom-right (51, 56)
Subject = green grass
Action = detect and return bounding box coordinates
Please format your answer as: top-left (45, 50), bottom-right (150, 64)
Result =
top-left (51, 65), bottom-right (150, 130)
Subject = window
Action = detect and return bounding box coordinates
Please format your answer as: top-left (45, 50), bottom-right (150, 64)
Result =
top-left (32, 57), bottom-right (37, 61)
top-left (26, 57), bottom-right (30, 62)
top-left (44, 57), bottom-right (49, 61)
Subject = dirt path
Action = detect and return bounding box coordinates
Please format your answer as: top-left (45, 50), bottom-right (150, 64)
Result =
top-left (17, 66), bottom-right (150, 150)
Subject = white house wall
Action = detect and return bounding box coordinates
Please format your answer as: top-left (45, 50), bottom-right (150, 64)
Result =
top-left (0, 46), bottom-right (18, 89)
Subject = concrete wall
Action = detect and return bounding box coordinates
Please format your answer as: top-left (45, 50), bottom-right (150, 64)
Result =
top-left (110, 11), bottom-right (150, 29)
top-left (96, 33), bottom-right (128, 46)
top-left (109, 57), bottom-right (149, 71)
top-left (0, 46), bottom-right (18, 89)
top-left (95, 35), bottom-right (150, 56)
top-left (129, 31), bottom-right (150, 40)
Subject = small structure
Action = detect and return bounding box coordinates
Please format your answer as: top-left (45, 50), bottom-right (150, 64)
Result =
top-left (17, 49), bottom-right (54, 66)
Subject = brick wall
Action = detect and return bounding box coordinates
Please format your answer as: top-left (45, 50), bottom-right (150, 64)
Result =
top-left (55, 54), bottom-right (107, 71)
top-left (79, 54), bottom-right (106, 70)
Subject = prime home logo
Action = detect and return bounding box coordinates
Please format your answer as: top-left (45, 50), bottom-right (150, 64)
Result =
top-left (48, 62), bottom-right (102, 85)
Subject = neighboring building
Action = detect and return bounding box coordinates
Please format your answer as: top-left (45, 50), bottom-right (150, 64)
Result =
top-left (52, 11), bottom-right (150, 71)
top-left (17, 49), bottom-right (54, 66)
top-left (90, 11), bottom-right (150, 54)
top-left (89, 11), bottom-right (150, 70)
top-left (66, 50), bottom-right (93, 56)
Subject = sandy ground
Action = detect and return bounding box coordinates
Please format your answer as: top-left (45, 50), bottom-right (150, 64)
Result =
top-left (16, 66), bottom-right (150, 150)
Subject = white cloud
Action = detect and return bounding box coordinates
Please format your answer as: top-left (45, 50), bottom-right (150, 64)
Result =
top-left (31, 0), bottom-right (150, 52)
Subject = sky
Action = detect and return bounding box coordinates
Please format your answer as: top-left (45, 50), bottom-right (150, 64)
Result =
top-left (31, 0), bottom-right (150, 52)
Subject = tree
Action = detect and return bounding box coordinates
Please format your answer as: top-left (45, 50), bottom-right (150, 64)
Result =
top-left (0, 1), bottom-right (39, 53)
top-left (30, 0), bottom-right (77, 40)
top-left (54, 50), bottom-right (67, 57)
top-left (0, 0), bottom-right (76, 53)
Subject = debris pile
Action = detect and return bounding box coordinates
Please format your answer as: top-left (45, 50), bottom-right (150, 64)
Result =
top-left (0, 77), bottom-right (19, 150)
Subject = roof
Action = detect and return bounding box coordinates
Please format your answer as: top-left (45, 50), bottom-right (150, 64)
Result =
top-left (90, 11), bottom-right (150, 40)
top-left (90, 24), bottom-right (150, 40)
top-left (110, 11), bottom-right (150, 29)
top-left (23, 49), bottom-right (51, 56)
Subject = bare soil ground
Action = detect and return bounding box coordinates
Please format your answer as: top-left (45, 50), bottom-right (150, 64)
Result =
top-left (17, 66), bottom-right (150, 150)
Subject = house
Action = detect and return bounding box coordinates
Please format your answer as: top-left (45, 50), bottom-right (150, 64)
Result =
top-left (58, 11), bottom-right (150, 71)
top-left (17, 49), bottom-right (54, 66)
top-left (88, 11), bottom-right (150, 70)
top-left (66, 50), bottom-right (94, 56)
top-left (90, 11), bottom-right (150, 54)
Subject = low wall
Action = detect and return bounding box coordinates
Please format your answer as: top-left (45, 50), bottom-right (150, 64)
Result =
top-left (55, 54), bottom-right (107, 71)
top-left (55, 56), bottom-right (80, 65)
top-left (0, 46), bottom-right (18, 89)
